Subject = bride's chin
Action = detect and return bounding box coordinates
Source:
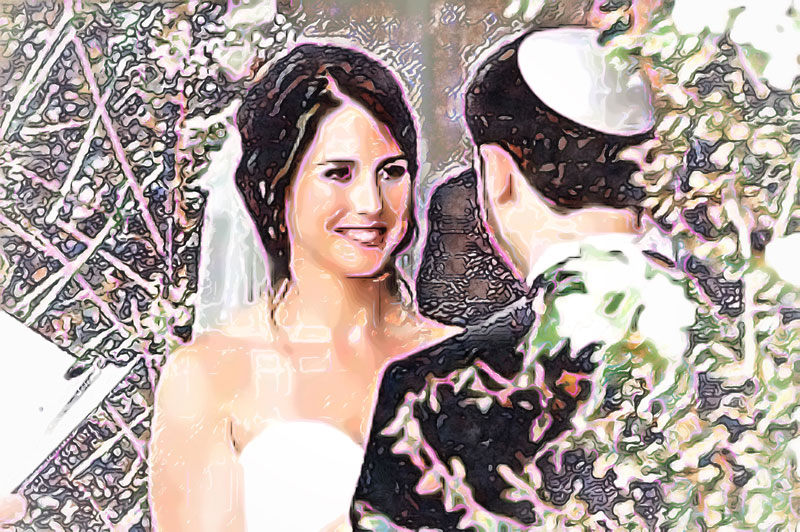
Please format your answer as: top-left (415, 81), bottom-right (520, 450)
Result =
top-left (324, 248), bottom-right (396, 279)
top-left (330, 257), bottom-right (395, 280)
top-left (338, 264), bottom-right (391, 279)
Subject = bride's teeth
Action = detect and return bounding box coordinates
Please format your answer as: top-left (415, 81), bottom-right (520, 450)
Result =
top-left (342, 229), bottom-right (381, 244)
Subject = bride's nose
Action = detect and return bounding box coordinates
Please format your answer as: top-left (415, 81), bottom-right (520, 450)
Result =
top-left (346, 170), bottom-right (382, 215)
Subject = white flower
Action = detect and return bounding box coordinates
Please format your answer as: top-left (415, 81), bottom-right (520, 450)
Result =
top-left (548, 234), bottom-right (695, 364)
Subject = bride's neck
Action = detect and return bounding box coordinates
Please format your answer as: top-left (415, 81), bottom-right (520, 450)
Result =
top-left (274, 261), bottom-right (407, 333)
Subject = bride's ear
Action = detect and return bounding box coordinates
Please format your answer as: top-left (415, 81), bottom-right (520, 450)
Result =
top-left (478, 143), bottom-right (515, 207)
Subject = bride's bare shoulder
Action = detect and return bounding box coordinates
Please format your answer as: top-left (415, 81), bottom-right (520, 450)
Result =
top-left (426, 319), bottom-right (464, 341)
top-left (155, 308), bottom-right (284, 415)
top-left (389, 310), bottom-right (463, 357)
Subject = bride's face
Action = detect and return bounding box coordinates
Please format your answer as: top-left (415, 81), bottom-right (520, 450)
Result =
top-left (286, 100), bottom-right (412, 278)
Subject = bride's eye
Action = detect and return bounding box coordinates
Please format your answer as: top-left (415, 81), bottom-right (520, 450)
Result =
top-left (323, 166), bottom-right (351, 182)
top-left (379, 161), bottom-right (409, 181)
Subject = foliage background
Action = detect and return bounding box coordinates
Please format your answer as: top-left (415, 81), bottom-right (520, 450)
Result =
top-left (498, 0), bottom-right (800, 529)
top-left (605, 1), bottom-right (800, 529)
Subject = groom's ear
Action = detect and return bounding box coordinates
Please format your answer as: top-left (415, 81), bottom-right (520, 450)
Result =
top-left (478, 143), bottom-right (515, 207)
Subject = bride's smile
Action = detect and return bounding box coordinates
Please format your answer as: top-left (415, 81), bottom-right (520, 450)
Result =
top-left (287, 101), bottom-right (412, 278)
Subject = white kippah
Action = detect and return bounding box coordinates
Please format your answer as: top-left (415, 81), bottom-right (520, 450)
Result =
top-left (517, 27), bottom-right (655, 136)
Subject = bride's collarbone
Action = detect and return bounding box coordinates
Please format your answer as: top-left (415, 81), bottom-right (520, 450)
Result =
top-left (242, 345), bottom-right (376, 405)
top-left (228, 319), bottom-right (449, 439)
top-left (232, 376), bottom-right (370, 452)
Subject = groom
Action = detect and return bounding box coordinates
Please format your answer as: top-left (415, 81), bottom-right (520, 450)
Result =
top-left (350, 26), bottom-right (659, 531)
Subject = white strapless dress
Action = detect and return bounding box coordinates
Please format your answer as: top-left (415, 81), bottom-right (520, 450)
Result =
top-left (239, 420), bottom-right (364, 531)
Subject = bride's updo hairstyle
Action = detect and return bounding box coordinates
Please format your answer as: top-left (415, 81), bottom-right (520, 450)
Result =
top-left (235, 43), bottom-right (419, 283)
top-left (466, 27), bottom-right (656, 210)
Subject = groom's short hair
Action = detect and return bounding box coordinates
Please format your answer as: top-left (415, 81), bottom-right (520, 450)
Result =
top-left (465, 31), bottom-right (652, 210)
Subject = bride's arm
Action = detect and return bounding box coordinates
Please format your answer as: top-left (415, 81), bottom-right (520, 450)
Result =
top-left (149, 346), bottom-right (245, 532)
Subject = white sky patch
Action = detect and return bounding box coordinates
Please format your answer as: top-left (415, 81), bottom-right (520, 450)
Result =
top-left (671, 0), bottom-right (800, 89)
top-left (0, 312), bottom-right (131, 494)
top-left (765, 233), bottom-right (800, 286)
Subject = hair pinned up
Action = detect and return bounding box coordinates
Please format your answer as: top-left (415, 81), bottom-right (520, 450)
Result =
top-left (235, 43), bottom-right (419, 282)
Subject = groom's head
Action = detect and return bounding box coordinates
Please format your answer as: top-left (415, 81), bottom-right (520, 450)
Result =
top-left (466, 27), bottom-right (655, 278)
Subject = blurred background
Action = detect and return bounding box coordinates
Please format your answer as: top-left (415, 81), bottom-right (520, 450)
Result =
top-left (1, 0), bottom-right (799, 530)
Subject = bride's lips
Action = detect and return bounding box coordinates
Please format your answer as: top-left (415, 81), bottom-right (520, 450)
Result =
top-left (334, 226), bottom-right (387, 247)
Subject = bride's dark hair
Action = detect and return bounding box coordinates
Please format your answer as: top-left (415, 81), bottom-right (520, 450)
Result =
top-left (235, 43), bottom-right (419, 283)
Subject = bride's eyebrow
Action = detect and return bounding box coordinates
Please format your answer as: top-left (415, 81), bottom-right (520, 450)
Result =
top-left (315, 159), bottom-right (356, 166)
top-left (378, 155), bottom-right (408, 166)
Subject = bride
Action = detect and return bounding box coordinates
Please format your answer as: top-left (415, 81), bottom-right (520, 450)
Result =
top-left (148, 43), bottom-right (459, 531)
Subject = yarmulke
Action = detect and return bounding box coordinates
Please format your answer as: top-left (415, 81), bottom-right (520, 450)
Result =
top-left (517, 27), bottom-right (654, 136)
